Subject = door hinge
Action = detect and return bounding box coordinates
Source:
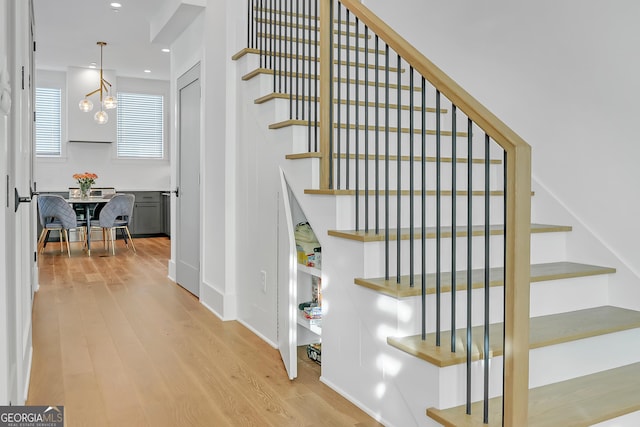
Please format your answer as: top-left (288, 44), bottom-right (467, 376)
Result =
top-left (33, 111), bottom-right (36, 122)
top-left (34, 251), bottom-right (37, 263)
top-left (21, 66), bottom-right (24, 90)
top-left (33, 41), bottom-right (36, 52)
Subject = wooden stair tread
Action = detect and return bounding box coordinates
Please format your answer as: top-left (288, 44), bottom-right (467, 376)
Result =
top-left (427, 361), bottom-right (640, 427)
top-left (355, 261), bottom-right (616, 298)
top-left (270, 119), bottom-right (465, 136)
top-left (327, 223), bottom-right (572, 242)
top-left (387, 305), bottom-right (640, 368)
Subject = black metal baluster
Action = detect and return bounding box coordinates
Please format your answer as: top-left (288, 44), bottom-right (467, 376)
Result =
top-left (328, 0), bottom-right (334, 189)
top-left (451, 104), bottom-right (457, 353)
top-left (396, 53), bottom-right (401, 284)
top-left (336, 4), bottom-right (342, 189)
top-left (314, 0), bottom-right (318, 151)
top-left (354, 16), bottom-right (360, 231)
top-left (269, 0), bottom-right (273, 71)
top-left (409, 66), bottom-right (414, 288)
top-left (248, 0), bottom-right (253, 49)
top-left (259, 0), bottom-right (263, 68)
top-left (288, 0), bottom-right (293, 119)
top-left (301, 0), bottom-right (306, 121)
top-left (421, 75), bottom-right (426, 340)
top-left (436, 89), bottom-right (441, 347)
top-left (271, 0), bottom-right (275, 91)
top-left (364, 25), bottom-right (369, 232)
top-left (278, 0), bottom-right (283, 93)
top-left (375, 35), bottom-right (380, 234)
top-left (346, 9), bottom-right (351, 191)
top-left (295, 0), bottom-right (300, 120)
top-left (307, 0), bottom-right (312, 150)
top-left (384, 44), bottom-right (390, 281)
top-left (466, 118), bottom-right (473, 415)
top-left (483, 132), bottom-right (491, 424)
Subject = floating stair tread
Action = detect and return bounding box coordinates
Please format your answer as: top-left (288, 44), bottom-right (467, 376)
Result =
top-left (387, 305), bottom-right (640, 368)
top-left (327, 223), bottom-right (572, 242)
top-left (355, 261), bottom-right (616, 298)
top-left (427, 361), bottom-right (640, 427)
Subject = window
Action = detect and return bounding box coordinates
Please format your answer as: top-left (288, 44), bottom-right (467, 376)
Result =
top-left (117, 92), bottom-right (164, 159)
top-left (35, 87), bottom-right (62, 157)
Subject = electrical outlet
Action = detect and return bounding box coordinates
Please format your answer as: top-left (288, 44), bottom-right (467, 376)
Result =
top-left (260, 270), bottom-right (267, 293)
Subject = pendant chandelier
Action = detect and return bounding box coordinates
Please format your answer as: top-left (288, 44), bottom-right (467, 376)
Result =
top-left (78, 41), bottom-right (116, 124)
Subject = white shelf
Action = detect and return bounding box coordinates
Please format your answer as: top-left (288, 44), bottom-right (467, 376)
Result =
top-left (297, 310), bottom-right (322, 335)
top-left (298, 263), bottom-right (321, 277)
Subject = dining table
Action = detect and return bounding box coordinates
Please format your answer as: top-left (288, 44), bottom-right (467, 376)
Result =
top-left (66, 196), bottom-right (111, 255)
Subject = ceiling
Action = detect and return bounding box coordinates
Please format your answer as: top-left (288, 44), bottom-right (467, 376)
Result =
top-left (33, 0), bottom-right (171, 81)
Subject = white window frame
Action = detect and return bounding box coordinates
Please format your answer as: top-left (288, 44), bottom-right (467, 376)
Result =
top-left (35, 87), bottom-right (62, 157)
top-left (116, 92), bottom-right (164, 159)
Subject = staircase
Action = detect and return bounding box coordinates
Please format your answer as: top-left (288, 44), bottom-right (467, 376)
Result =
top-left (234, 1), bottom-right (640, 426)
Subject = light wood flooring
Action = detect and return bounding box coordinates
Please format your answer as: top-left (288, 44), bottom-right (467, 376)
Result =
top-left (28, 237), bottom-right (381, 427)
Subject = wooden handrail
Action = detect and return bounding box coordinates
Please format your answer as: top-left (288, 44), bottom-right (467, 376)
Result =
top-left (331, 1), bottom-right (532, 425)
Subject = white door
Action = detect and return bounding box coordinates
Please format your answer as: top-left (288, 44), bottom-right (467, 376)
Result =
top-left (176, 64), bottom-right (201, 296)
top-left (0, 0), bottom-right (12, 404)
top-left (277, 169), bottom-right (297, 379)
top-left (1, 0), bottom-right (34, 405)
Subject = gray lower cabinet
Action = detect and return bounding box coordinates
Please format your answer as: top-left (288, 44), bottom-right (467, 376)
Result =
top-left (129, 191), bottom-right (164, 236)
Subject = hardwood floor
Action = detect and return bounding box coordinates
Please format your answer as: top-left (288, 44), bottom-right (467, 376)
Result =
top-left (29, 237), bottom-right (380, 427)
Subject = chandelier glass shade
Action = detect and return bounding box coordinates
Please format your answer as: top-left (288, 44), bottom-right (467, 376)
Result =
top-left (79, 41), bottom-right (116, 124)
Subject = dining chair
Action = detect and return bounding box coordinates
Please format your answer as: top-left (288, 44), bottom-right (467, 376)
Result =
top-left (37, 194), bottom-right (87, 257)
top-left (93, 193), bottom-right (136, 255)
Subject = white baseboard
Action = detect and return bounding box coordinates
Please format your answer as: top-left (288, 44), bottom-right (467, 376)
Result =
top-left (236, 318), bottom-right (278, 349)
top-left (319, 375), bottom-right (393, 427)
top-left (167, 259), bottom-right (176, 281)
top-left (22, 345), bottom-right (33, 404)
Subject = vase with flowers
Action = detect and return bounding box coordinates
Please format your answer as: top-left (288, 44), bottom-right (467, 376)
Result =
top-left (73, 172), bottom-right (98, 198)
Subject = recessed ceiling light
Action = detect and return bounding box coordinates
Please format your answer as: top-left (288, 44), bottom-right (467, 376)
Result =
top-left (110, 2), bottom-right (122, 8)
top-left (144, 69), bottom-right (151, 73)
top-left (89, 62), bottom-right (97, 69)
top-left (161, 48), bottom-right (170, 53)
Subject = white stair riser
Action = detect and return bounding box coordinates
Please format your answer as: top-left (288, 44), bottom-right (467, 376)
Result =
top-left (362, 236), bottom-right (507, 279)
top-left (358, 232), bottom-right (569, 279)
top-left (335, 194), bottom-right (506, 230)
top-left (331, 157), bottom-right (504, 192)
top-left (435, 328), bottom-right (640, 409)
top-left (391, 274), bottom-right (610, 336)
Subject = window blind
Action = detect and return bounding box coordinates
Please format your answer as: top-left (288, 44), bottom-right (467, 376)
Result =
top-left (35, 87), bottom-right (62, 157)
top-left (117, 92), bottom-right (164, 159)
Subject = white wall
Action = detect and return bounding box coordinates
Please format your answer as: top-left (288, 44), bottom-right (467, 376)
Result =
top-left (362, 0), bottom-right (640, 278)
top-left (34, 69), bottom-right (171, 192)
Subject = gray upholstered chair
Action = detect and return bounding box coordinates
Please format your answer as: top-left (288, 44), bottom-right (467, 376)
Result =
top-left (94, 193), bottom-right (136, 255)
top-left (37, 194), bottom-right (86, 257)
